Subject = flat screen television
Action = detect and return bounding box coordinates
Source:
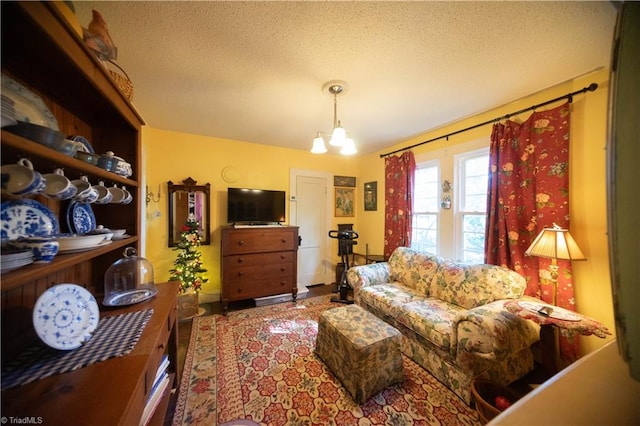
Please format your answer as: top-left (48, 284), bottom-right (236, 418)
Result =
top-left (227, 187), bottom-right (286, 224)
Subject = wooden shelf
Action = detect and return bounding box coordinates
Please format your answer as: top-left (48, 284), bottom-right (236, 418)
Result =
top-left (0, 237), bottom-right (139, 291)
top-left (1, 131), bottom-right (138, 187)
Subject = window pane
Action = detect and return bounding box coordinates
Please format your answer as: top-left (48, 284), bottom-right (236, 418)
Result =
top-left (412, 162), bottom-right (439, 254)
top-left (462, 214), bottom-right (486, 263)
top-left (412, 213), bottom-right (437, 253)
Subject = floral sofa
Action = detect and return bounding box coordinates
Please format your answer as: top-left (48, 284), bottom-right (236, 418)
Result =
top-left (346, 247), bottom-right (540, 403)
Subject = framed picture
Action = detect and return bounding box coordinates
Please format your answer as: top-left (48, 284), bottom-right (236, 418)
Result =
top-left (364, 181), bottom-right (377, 211)
top-left (335, 187), bottom-right (355, 217)
top-left (334, 175), bottom-right (356, 187)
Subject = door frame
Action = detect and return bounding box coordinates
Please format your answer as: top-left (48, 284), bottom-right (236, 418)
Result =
top-left (289, 168), bottom-right (334, 286)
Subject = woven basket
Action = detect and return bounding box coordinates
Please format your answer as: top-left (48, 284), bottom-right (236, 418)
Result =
top-left (107, 60), bottom-right (134, 102)
top-left (471, 379), bottom-right (522, 424)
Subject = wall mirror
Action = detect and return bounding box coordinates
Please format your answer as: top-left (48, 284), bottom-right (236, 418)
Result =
top-left (168, 177), bottom-right (211, 247)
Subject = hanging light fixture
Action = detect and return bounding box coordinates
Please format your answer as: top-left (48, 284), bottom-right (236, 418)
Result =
top-left (311, 80), bottom-right (357, 155)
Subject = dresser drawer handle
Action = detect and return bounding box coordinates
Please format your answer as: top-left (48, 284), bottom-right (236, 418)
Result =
top-left (280, 267), bottom-right (286, 272)
top-left (237, 271), bottom-right (244, 277)
top-left (281, 238), bottom-right (287, 243)
top-left (237, 257), bottom-right (244, 264)
top-left (280, 254), bottom-right (286, 259)
top-left (280, 281), bottom-right (287, 286)
top-left (238, 240), bottom-right (245, 246)
top-left (158, 342), bottom-right (165, 350)
top-left (237, 288), bottom-right (243, 293)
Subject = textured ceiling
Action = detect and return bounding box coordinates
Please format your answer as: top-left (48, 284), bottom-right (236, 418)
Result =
top-left (73, 1), bottom-right (617, 156)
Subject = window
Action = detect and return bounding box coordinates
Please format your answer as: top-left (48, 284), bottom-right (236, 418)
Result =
top-left (411, 143), bottom-right (489, 261)
top-left (456, 149), bottom-right (489, 263)
top-left (411, 162), bottom-right (439, 254)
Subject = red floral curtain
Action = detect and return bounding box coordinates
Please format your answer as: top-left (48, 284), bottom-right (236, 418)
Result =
top-left (384, 151), bottom-right (416, 259)
top-left (485, 102), bottom-right (578, 361)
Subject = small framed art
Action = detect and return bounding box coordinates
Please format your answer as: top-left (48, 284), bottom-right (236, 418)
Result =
top-left (335, 187), bottom-right (355, 217)
top-left (364, 181), bottom-right (377, 211)
top-left (334, 176), bottom-right (356, 187)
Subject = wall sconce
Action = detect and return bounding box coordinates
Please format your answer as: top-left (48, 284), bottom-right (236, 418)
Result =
top-left (441, 195), bottom-right (451, 209)
top-left (146, 185), bottom-right (161, 205)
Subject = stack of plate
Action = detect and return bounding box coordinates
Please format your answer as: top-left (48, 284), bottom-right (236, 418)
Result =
top-left (1, 248), bottom-right (33, 273)
top-left (1, 94), bottom-right (17, 127)
top-left (56, 233), bottom-right (109, 254)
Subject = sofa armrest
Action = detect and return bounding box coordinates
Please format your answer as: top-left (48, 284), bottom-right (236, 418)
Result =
top-left (346, 263), bottom-right (391, 291)
top-left (452, 299), bottom-right (540, 361)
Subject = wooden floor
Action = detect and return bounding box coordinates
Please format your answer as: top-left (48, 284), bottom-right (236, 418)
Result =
top-left (165, 283), bottom-right (335, 425)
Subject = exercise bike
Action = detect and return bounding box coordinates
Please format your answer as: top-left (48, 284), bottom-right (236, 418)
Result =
top-left (328, 229), bottom-right (359, 304)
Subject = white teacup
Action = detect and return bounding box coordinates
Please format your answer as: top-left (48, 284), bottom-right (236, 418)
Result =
top-left (71, 175), bottom-right (98, 203)
top-left (108, 184), bottom-right (126, 204)
top-left (1, 158), bottom-right (46, 196)
top-left (92, 181), bottom-right (112, 204)
top-left (42, 168), bottom-right (76, 200)
top-left (121, 186), bottom-right (133, 205)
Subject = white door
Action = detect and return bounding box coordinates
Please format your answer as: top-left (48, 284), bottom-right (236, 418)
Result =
top-left (290, 169), bottom-right (332, 293)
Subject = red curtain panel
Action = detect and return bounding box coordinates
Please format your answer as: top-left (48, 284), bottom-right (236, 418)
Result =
top-left (384, 151), bottom-right (416, 259)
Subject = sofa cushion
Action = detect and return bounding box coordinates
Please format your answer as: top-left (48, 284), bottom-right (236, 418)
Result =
top-left (430, 261), bottom-right (526, 309)
top-left (396, 298), bottom-right (466, 351)
top-left (387, 247), bottom-right (442, 296)
top-left (357, 284), bottom-right (422, 319)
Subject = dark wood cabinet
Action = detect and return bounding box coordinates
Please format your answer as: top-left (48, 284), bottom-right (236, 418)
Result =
top-left (221, 226), bottom-right (299, 313)
top-left (1, 2), bottom-right (177, 424)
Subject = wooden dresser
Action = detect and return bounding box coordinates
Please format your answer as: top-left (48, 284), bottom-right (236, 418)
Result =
top-left (1, 281), bottom-right (179, 426)
top-left (221, 226), bottom-right (299, 314)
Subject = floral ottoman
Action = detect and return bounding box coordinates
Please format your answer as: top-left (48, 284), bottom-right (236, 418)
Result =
top-left (315, 304), bottom-right (404, 403)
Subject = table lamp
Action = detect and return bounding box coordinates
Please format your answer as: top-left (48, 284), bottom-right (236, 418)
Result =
top-left (525, 223), bottom-right (586, 305)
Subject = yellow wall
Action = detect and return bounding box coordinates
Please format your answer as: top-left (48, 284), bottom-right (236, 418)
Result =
top-left (141, 129), bottom-right (358, 302)
top-left (143, 68), bottom-right (614, 355)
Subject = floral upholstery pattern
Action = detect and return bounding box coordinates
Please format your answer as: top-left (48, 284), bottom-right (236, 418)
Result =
top-left (431, 261), bottom-right (526, 309)
top-left (315, 304), bottom-right (404, 404)
top-left (346, 247), bottom-right (539, 403)
top-left (387, 247), bottom-right (442, 296)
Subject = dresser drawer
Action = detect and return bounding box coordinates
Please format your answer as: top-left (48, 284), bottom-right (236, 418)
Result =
top-left (224, 259), bottom-right (294, 283)
top-left (225, 251), bottom-right (294, 267)
top-left (222, 228), bottom-right (297, 254)
top-left (227, 276), bottom-right (295, 300)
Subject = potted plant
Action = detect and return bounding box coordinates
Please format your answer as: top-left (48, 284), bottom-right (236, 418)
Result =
top-left (169, 219), bottom-right (208, 319)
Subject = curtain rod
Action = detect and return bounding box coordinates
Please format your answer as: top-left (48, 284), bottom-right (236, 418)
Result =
top-left (379, 82), bottom-right (599, 158)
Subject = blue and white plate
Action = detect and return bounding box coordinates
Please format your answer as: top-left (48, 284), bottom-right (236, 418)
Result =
top-left (32, 283), bottom-right (100, 350)
top-left (1, 199), bottom-right (60, 240)
top-left (1, 73), bottom-right (59, 131)
top-left (67, 202), bottom-right (96, 234)
top-left (68, 135), bottom-right (95, 154)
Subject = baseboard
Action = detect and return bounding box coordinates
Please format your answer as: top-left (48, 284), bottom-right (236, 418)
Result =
top-left (254, 289), bottom-right (309, 307)
top-left (198, 291), bottom-right (220, 304)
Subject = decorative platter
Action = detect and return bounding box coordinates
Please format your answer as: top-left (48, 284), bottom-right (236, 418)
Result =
top-left (0, 199), bottom-right (59, 240)
top-left (103, 287), bottom-right (158, 307)
top-left (32, 283), bottom-right (100, 350)
top-left (518, 301), bottom-right (581, 322)
top-left (58, 239), bottom-right (112, 254)
top-left (1, 73), bottom-right (59, 131)
top-left (66, 201), bottom-right (96, 234)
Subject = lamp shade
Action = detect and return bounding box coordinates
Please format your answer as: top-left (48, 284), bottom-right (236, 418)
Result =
top-left (525, 224), bottom-right (586, 261)
top-left (311, 135), bottom-right (327, 154)
top-left (329, 122), bottom-right (346, 146)
top-left (340, 138), bottom-right (357, 155)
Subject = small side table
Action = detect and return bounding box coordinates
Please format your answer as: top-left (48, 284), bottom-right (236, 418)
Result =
top-left (505, 300), bottom-right (611, 376)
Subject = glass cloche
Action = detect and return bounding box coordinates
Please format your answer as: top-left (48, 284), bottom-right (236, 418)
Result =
top-left (103, 247), bottom-right (158, 306)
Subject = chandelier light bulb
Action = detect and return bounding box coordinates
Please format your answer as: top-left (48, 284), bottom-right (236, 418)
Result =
top-left (340, 138), bottom-right (357, 155)
top-left (311, 134), bottom-right (327, 154)
top-left (330, 121), bottom-right (346, 146)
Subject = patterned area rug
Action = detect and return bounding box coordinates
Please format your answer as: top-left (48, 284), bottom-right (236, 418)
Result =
top-left (172, 295), bottom-right (480, 425)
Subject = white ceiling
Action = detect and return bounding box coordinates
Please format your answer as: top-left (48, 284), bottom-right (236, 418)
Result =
top-left (73, 1), bottom-right (618, 156)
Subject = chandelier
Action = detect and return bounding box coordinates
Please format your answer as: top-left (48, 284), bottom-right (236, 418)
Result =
top-left (311, 80), bottom-right (357, 155)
